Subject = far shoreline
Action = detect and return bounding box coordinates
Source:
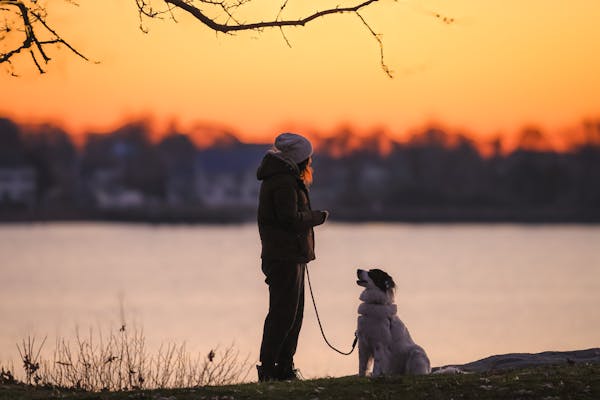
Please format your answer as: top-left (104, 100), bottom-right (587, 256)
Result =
top-left (1, 207), bottom-right (600, 225)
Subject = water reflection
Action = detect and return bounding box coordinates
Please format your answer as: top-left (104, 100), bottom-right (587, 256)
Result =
top-left (1, 223), bottom-right (599, 378)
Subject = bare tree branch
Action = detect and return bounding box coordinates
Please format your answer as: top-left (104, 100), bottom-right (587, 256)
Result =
top-left (160, 0), bottom-right (380, 33)
top-left (2, 0), bottom-right (452, 76)
top-left (356, 11), bottom-right (392, 78)
top-left (30, 9), bottom-right (89, 61)
top-left (276, 0), bottom-right (291, 21)
top-left (0, 0), bottom-right (87, 74)
top-left (138, 0), bottom-right (396, 76)
top-left (278, 26), bottom-right (292, 48)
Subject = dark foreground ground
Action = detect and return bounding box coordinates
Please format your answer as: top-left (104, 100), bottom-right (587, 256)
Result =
top-left (2, 362), bottom-right (599, 400)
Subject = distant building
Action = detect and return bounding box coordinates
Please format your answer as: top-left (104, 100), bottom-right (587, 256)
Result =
top-left (194, 170), bottom-right (259, 207)
top-left (87, 167), bottom-right (149, 210)
top-left (193, 143), bottom-right (265, 207)
top-left (0, 166), bottom-right (37, 207)
top-left (164, 167), bottom-right (197, 206)
top-left (93, 188), bottom-right (147, 210)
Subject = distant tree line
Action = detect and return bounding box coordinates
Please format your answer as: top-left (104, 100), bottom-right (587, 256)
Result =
top-left (313, 128), bottom-right (600, 221)
top-left (0, 117), bottom-right (599, 222)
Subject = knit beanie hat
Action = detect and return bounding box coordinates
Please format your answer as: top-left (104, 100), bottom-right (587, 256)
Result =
top-left (273, 133), bottom-right (313, 164)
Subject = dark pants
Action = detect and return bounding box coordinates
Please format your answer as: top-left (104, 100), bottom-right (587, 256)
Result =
top-left (259, 259), bottom-right (306, 369)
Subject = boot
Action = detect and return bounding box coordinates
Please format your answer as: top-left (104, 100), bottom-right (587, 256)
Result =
top-left (256, 364), bottom-right (277, 382)
top-left (276, 362), bottom-right (301, 381)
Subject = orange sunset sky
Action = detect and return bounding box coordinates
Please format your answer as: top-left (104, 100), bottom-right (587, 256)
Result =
top-left (2, 0), bottom-right (600, 143)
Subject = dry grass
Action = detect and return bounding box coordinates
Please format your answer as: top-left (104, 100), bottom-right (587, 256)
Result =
top-left (1, 326), bottom-right (252, 391)
top-left (3, 363), bottom-right (600, 400)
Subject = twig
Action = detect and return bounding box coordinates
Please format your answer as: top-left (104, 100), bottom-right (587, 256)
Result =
top-left (356, 11), bottom-right (392, 78)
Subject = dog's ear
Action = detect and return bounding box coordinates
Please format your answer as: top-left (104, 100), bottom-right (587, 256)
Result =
top-left (369, 268), bottom-right (396, 292)
top-left (384, 276), bottom-right (396, 290)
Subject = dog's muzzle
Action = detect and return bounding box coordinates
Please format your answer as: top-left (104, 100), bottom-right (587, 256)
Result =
top-left (356, 269), bottom-right (368, 286)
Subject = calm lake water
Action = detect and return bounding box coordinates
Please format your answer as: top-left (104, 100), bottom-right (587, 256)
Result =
top-left (1, 223), bottom-right (599, 378)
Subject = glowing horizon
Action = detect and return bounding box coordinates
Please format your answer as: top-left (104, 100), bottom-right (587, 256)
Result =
top-left (6, 113), bottom-right (597, 158)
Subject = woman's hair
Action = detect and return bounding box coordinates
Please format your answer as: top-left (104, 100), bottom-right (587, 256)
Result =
top-left (297, 157), bottom-right (313, 187)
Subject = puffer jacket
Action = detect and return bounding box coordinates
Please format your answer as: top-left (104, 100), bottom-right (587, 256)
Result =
top-left (257, 152), bottom-right (325, 263)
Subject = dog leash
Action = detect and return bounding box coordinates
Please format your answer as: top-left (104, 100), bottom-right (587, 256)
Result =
top-left (305, 265), bottom-right (358, 355)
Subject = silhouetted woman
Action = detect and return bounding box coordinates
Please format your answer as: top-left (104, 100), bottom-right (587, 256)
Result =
top-left (256, 133), bottom-right (328, 381)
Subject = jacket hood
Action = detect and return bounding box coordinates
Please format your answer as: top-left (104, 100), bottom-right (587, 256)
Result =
top-left (257, 151), bottom-right (300, 181)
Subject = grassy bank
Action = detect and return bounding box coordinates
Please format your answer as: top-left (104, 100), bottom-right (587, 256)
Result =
top-left (2, 363), bottom-right (599, 400)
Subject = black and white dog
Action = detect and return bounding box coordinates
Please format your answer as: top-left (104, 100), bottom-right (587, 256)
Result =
top-left (356, 268), bottom-right (431, 376)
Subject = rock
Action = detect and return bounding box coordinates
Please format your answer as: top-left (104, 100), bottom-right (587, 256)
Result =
top-left (432, 348), bottom-right (600, 373)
